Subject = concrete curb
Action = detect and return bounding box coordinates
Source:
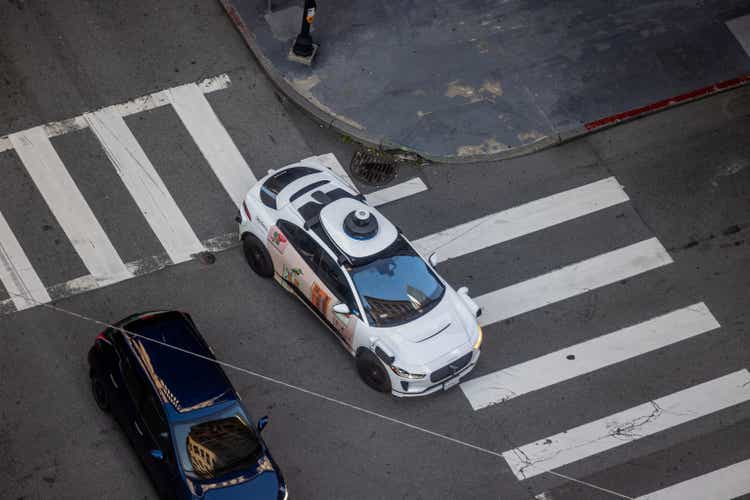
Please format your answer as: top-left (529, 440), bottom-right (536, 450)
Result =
top-left (220, 1), bottom-right (750, 164)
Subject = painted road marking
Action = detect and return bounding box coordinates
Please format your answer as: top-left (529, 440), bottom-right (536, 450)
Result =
top-left (475, 238), bottom-right (673, 327)
top-left (0, 74), bottom-right (231, 154)
top-left (635, 457), bottom-right (750, 499)
top-left (413, 177), bottom-right (628, 262)
top-left (365, 177), bottom-right (429, 206)
top-left (727, 14), bottom-right (750, 56)
top-left (308, 153), bottom-right (429, 206)
top-left (84, 108), bottom-right (205, 264)
top-left (168, 82), bottom-right (255, 206)
top-left (461, 303), bottom-right (719, 410)
top-left (502, 369), bottom-right (750, 480)
top-left (9, 127), bottom-right (132, 286)
top-left (0, 210), bottom-right (51, 311)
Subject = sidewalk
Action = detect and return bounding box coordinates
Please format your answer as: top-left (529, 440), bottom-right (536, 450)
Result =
top-left (221, 0), bottom-right (750, 162)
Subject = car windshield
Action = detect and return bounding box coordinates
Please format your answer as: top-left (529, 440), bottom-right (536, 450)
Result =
top-left (349, 236), bottom-right (445, 327)
top-left (173, 405), bottom-right (263, 481)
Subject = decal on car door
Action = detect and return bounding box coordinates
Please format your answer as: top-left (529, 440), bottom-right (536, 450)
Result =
top-left (311, 282), bottom-right (331, 312)
top-left (267, 228), bottom-right (288, 254)
top-left (281, 265), bottom-right (303, 288)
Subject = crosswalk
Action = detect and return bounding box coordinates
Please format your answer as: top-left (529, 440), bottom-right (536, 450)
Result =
top-left (461, 303), bottom-right (720, 410)
top-left (414, 167), bottom-right (746, 495)
top-left (0, 74), bottom-right (426, 314)
top-left (1, 72), bottom-right (748, 499)
top-left (504, 369), bottom-right (750, 480)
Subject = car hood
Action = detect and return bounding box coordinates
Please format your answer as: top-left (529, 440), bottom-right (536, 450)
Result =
top-left (201, 471), bottom-right (280, 500)
top-left (382, 293), bottom-right (473, 366)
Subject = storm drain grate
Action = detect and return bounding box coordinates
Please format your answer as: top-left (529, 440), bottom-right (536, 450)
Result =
top-left (349, 149), bottom-right (399, 187)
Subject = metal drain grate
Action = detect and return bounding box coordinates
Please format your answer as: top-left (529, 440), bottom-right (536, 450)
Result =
top-left (349, 149), bottom-right (399, 187)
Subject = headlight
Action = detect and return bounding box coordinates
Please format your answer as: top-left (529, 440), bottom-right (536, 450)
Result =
top-left (390, 365), bottom-right (426, 379)
top-left (473, 325), bottom-right (483, 350)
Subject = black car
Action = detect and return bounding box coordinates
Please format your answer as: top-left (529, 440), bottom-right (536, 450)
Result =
top-left (88, 311), bottom-right (288, 500)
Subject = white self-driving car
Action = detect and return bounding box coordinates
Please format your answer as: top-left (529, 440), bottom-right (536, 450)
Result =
top-left (236, 159), bottom-right (482, 397)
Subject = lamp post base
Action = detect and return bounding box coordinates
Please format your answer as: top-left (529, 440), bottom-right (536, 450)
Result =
top-left (287, 43), bottom-right (318, 66)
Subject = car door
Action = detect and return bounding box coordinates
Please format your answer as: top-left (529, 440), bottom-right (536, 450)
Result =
top-left (106, 332), bottom-right (140, 431)
top-left (118, 351), bottom-right (150, 452)
top-left (139, 390), bottom-right (179, 500)
top-left (316, 252), bottom-right (361, 346)
top-left (271, 220), bottom-right (358, 345)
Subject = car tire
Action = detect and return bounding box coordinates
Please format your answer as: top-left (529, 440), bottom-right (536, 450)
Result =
top-left (243, 234), bottom-right (274, 278)
top-left (356, 349), bottom-right (392, 393)
top-left (90, 373), bottom-right (111, 412)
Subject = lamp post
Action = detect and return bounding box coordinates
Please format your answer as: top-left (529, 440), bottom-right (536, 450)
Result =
top-left (292, 0), bottom-right (317, 58)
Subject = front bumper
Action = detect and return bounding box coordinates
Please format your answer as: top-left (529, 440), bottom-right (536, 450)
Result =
top-left (390, 349), bottom-right (480, 397)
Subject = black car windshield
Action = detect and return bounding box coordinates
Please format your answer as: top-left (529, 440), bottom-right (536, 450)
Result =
top-left (349, 236), bottom-right (445, 327)
top-left (173, 405), bottom-right (263, 481)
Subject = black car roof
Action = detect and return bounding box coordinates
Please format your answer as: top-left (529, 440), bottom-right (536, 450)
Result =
top-left (126, 312), bottom-right (235, 413)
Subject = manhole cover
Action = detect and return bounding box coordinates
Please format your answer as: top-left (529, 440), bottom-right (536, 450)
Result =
top-left (349, 149), bottom-right (398, 187)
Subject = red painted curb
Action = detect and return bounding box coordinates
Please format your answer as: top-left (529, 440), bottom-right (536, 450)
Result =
top-left (585, 74), bottom-right (750, 131)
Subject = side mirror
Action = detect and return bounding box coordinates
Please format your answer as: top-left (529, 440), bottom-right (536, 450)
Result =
top-left (457, 287), bottom-right (481, 318)
top-left (333, 303), bottom-right (350, 315)
top-left (428, 253), bottom-right (439, 267)
top-left (150, 449), bottom-right (164, 461)
top-left (258, 415), bottom-right (269, 432)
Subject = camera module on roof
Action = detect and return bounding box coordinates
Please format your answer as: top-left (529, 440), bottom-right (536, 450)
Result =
top-left (343, 209), bottom-right (379, 239)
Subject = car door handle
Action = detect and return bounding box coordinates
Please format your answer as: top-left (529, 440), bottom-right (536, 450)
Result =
top-left (133, 420), bottom-right (143, 436)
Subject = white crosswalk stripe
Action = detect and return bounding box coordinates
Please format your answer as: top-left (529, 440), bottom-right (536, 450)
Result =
top-left (365, 177), bottom-right (429, 207)
top-left (475, 237), bottom-right (673, 326)
top-left (502, 369), bottom-right (750, 480)
top-left (0, 209), bottom-right (51, 311)
top-left (305, 153), bottom-right (429, 206)
top-left (413, 177), bottom-right (629, 262)
top-left (9, 126), bottom-right (132, 286)
top-left (168, 82), bottom-right (256, 207)
top-left (727, 14), bottom-right (750, 56)
top-left (84, 108), bottom-right (206, 264)
top-left (635, 457), bottom-right (750, 500)
top-left (461, 303), bottom-right (720, 410)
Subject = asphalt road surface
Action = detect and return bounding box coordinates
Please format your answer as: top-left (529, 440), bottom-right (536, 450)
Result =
top-left (1, 1), bottom-right (749, 499)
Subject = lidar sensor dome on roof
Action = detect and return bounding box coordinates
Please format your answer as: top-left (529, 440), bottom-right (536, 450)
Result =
top-left (344, 209), bottom-right (379, 239)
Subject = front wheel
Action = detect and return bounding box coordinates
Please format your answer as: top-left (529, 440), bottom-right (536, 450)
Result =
top-left (356, 349), bottom-right (392, 393)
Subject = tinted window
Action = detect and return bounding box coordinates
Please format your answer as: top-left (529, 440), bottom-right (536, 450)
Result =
top-left (141, 390), bottom-right (167, 436)
top-left (277, 220), bottom-right (321, 271)
top-left (349, 236), bottom-right (445, 326)
top-left (319, 253), bottom-right (358, 314)
top-left (290, 180), bottom-right (329, 202)
top-left (121, 354), bottom-right (146, 404)
top-left (112, 331), bottom-right (131, 359)
top-left (174, 406), bottom-right (263, 481)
